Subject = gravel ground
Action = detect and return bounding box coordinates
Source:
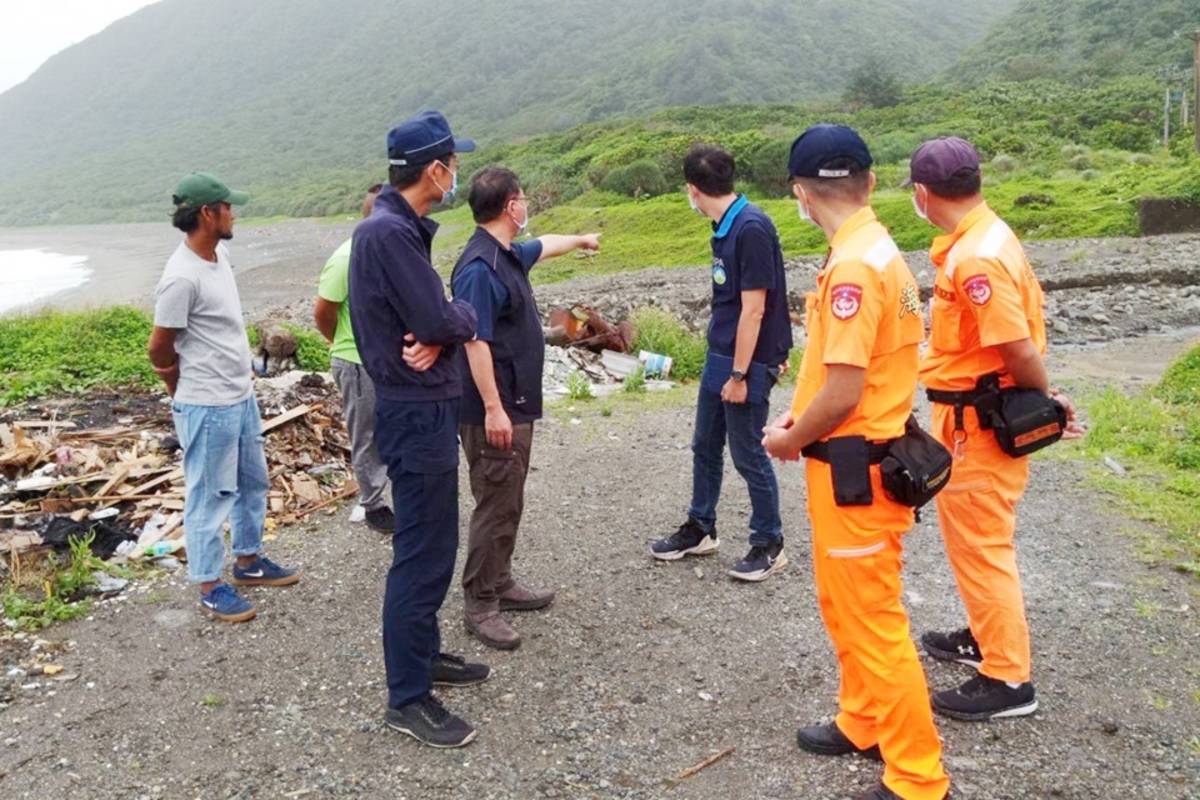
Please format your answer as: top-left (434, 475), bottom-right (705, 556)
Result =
top-left (1, 335), bottom-right (1198, 799)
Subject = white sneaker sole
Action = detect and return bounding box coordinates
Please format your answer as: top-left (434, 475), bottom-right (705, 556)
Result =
top-left (935, 697), bottom-right (1038, 722)
top-left (728, 552), bottom-right (788, 582)
top-left (650, 537), bottom-right (719, 561)
top-left (385, 719), bottom-right (478, 748)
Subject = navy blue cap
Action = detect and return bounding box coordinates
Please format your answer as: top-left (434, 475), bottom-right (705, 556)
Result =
top-left (387, 111), bottom-right (476, 166)
top-left (788, 124), bottom-right (873, 179)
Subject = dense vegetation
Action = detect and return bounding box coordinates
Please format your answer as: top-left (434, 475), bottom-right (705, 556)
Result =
top-left (955, 0), bottom-right (1200, 83)
top-left (0, 0), bottom-right (1019, 226)
top-left (1082, 345), bottom-right (1200, 576)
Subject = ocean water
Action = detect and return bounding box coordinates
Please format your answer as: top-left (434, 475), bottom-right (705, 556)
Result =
top-left (0, 249), bottom-right (92, 315)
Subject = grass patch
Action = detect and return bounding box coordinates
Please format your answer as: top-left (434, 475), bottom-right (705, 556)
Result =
top-left (0, 308), bottom-right (335, 405)
top-left (1079, 345), bottom-right (1200, 575)
top-left (0, 307), bottom-right (157, 405)
top-left (0, 532), bottom-right (117, 631)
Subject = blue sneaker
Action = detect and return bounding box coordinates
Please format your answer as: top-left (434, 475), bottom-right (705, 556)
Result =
top-left (200, 583), bottom-right (257, 623)
top-left (230, 555), bottom-right (300, 587)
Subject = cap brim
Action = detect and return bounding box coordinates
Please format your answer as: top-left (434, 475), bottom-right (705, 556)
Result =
top-left (224, 189), bottom-right (250, 205)
top-left (453, 137), bottom-right (477, 153)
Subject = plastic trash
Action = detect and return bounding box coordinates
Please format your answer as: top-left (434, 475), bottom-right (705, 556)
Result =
top-left (145, 540), bottom-right (184, 557)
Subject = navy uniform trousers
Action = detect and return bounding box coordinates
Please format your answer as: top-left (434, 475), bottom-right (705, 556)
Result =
top-left (373, 396), bottom-right (461, 710)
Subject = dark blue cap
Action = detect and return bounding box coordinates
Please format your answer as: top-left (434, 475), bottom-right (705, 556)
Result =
top-left (788, 123), bottom-right (873, 179)
top-left (387, 111), bottom-right (476, 166)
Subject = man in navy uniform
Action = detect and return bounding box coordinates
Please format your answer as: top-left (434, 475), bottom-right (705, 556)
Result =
top-left (650, 144), bottom-right (793, 582)
top-left (348, 111), bottom-right (486, 748)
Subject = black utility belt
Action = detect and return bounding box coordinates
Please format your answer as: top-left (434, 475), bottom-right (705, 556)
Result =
top-left (803, 416), bottom-right (952, 510)
top-left (927, 372), bottom-right (1066, 458)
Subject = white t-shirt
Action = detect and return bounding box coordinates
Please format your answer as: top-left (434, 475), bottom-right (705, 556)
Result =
top-left (153, 241), bottom-right (253, 405)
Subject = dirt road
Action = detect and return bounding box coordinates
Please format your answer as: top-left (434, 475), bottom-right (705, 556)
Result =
top-left (1, 333), bottom-right (1197, 799)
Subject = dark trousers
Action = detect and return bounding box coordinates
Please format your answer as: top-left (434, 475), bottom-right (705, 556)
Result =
top-left (374, 397), bottom-right (461, 710)
top-left (688, 388), bottom-right (783, 547)
top-left (459, 422), bottom-right (535, 613)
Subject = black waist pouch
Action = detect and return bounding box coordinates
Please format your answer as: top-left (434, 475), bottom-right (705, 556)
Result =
top-left (990, 389), bottom-right (1067, 457)
top-left (824, 436), bottom-right (875, 507)
top-left (880, 416), bottom-right (953, 509)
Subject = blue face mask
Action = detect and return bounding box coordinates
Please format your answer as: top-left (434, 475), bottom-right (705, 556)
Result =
top-left (434, 161), bottom-right (458, 205)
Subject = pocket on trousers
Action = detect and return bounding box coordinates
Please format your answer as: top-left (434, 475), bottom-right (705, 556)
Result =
top-left (826, 541), bottom-right (899, 614)
top-left (481, 450), bottom-right (517, 485)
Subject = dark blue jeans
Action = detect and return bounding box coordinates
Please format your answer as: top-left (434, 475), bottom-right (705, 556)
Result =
top-left (688, 388), bottom-right (783, 547)
top-left (374, 397), bottom-right (461, 710)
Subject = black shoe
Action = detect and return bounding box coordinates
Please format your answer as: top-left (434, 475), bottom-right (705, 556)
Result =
top-left (795, 721), bottom-right (882, 761)
top-left (384, 695), bottom-right (477, 748)
top-left (922, 627), bottom-right (981, 669)
top-left (650, 519), bottom-right (718, 561)
top-left (728, 540), bottom-right (787, 582)
top-left (933, 674), bottom-right (1038, 722)
top-left (364, 506), bottom-right (395, 534)
top-left (431, 653), bottom-right (491, 687)
top-left (857, 786), bottom-right (900, 800)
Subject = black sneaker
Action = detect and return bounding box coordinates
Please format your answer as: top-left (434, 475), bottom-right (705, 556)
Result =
top-left (795, 721), bottom-right (882, 761)
top-left (432, 653), bottom-right (491, 688)
top-left (932, 674), bottom-right (1038, 722)
top-left (857, 784), bottom-right (951, 800)
top-left (922, 627), bottom-right (982, 670)
top-left (728, 540), bottom-right (787, 582)
top-left (650, 519), bottom-right (718, 561)
top-left (384, 694), bottom-right (476, 748)
top-left (364, 506), bottom-right (395, 534)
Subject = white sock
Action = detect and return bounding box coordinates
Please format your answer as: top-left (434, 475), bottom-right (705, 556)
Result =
top-left (1005, 681), bottom-right (1022, 689)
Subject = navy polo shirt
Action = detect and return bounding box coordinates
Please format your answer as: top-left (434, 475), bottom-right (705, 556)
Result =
top-left (451, 239), bottom-right (543, 341)
top-left (706, 195), bottom-right (792, 367)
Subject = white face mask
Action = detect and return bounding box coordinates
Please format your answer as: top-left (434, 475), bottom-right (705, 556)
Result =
top-left (912, 187), bottom-right (929, 222)
top-left (432, 161), bottom-right (458, 205)
top-left (511, 200), bottom-right (530, 233)
top-left (795, 187), bottom-right (817, 226)
top-left (687, 190), bottom-right (704, 217)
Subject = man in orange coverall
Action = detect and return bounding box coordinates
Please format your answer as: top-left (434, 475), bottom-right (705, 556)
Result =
top-left (906, 136), bottom-right (1081, 722)
top-left (763, 124), bottom-right (949, 800)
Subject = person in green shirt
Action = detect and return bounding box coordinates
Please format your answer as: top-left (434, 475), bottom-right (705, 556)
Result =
top-left (314, 184), bottom-right (393, 533)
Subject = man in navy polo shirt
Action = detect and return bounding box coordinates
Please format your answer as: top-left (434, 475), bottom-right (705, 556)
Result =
top-left (650, 144), bottom-right (793, 581)
top-left (451, 166), bottom-right (601, 650)
top-left (348, 110), bottom-right (487, 749)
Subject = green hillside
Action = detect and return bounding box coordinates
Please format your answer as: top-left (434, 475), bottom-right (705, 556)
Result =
top-left (955, 0), bottom-right (1200, 82)
top-left (0, 0), bottom-right (1018, 226)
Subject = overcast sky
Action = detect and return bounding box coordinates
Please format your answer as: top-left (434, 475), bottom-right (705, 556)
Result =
top-left (0, 0), bottom-right (161, 95)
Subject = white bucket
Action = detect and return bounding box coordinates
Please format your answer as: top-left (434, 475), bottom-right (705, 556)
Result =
top-left (638, 350), bottom-right (674, 378)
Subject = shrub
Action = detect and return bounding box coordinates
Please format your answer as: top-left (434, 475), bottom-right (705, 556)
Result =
top-left (991, 154), bottom-right (1018, 174)
top-left (600, 159), bottom-right (669, 198)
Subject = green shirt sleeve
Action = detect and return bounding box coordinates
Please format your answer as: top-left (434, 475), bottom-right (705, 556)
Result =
top-left (317, 239), bottom-right (353, 303)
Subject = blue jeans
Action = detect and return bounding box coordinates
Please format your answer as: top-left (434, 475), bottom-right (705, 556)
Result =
top-left (171, 396), bottom-right (269, 584)
top-left (373, 397), bottom-right (461, 710)
top-left (688, 388), bottom-right (783, 547)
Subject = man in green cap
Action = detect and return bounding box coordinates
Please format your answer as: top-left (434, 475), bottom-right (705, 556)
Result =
top-left (147, 172), bottom-right (299, 623)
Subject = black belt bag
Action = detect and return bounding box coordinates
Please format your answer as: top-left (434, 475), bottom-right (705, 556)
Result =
top-left (927, 373), bottom-right (1067, 458)
top-left (802, 417), bottom-right (951, 510)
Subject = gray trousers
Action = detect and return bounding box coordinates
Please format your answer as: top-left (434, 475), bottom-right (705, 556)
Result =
top-left (331, 357), bottom-right (389, 510)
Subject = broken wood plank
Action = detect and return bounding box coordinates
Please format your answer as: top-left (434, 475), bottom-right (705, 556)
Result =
top-left (261, 404), bottom-right (320, 434)
top-left (12, 420), bottom-right (77, 430)
top-left (93, 464), bottom-right (132, 500)
top-left (676, 746), bottom-right (735, 781)
top-left (293, 482), bottom-right (358, 520)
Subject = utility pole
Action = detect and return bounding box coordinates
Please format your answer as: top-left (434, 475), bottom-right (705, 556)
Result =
top-left (1165, 87), bottom-right (1172, 149)
top-left (1193, 31), bottom-right (1200, 153)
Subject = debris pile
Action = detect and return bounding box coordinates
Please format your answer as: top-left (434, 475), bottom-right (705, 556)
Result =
top-left (542, 304), bottom-right (675, 397)
top-left (0, 372), bottom-right (353, 570)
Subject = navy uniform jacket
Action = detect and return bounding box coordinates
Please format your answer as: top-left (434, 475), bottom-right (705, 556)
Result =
top-left (348, 186), bottom-right (477, 401)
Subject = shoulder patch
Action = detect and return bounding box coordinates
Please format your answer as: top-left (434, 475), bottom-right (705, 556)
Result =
top-left (963, 274), bottom-right (992, 306)
top-left (830, 283), bottom-right (864, 320)
top-left (862, 237), bottom-right (900, 272)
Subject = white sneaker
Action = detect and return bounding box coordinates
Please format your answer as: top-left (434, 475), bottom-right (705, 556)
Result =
top-left (349, 504), bottom-right (366, 523)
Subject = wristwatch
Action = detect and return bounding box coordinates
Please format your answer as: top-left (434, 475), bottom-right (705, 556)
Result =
top-left (730, 369), bottom-right (746, 382)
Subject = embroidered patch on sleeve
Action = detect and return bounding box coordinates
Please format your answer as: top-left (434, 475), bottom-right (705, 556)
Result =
top-left (899, 283), bottom-right (921, 318)
top-left (830, 283), bottom-right (864, 320)
top-left (963, 274), bottom-right (992, 306)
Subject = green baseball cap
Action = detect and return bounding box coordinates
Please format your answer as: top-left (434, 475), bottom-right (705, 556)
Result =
top-left (172, 172), bottom-right (250, 208)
